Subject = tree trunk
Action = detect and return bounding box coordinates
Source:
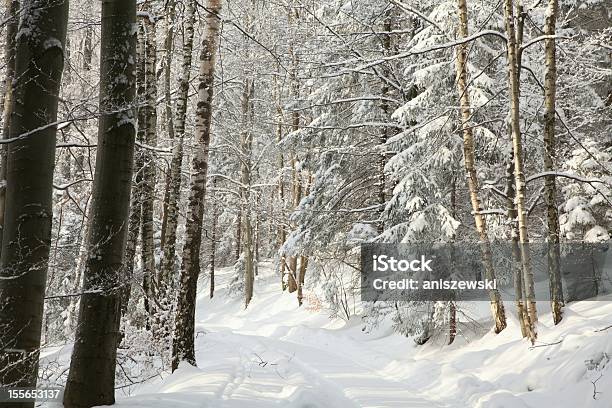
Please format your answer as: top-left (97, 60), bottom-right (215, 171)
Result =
top-left (0, 0), bottom-right (20, 259)
top-left (254, 193), bottom-right (260, 277)
top-left (63, 0), bottom-right (137, 406)
top-left (287, 255), bottom-right (298, 293)
top-left (172, 0), bottom-right (222, 372)
top-left (121, 166), bottom-right (142, 318)
top-left (455, 0), bottom-right (506, 333)
top-left (448, 301), bottom-right (457, 345)
top-left (161, 0), bottom-right (176, 144)
top-left (139, 8), bottom-right (159, 327)
top-left (120, 17), bottom-right (147, 318)
top-left (74, 22), bottom-right (93, 177)
top-left (297, 256), bottom-right (309, 306)
top-left (504, 153), bottom-right (530, 338)
top-left (503, 0), bottom-right (537, 341)
top-left (0, 0), bottom-right (68, 395)
top-left (240, 76), bottom-right (255, 308)
top-left (210, 178), bottom-right (217, 299)
top-left (159, 0), bottom-right (196, 291)
top-left (236, 210), bottom-right (242, 261)
top-left (159, 0), bottom-right (175, 244)
top-left (285, 9), bottom-right (301, 294)
top-left (273, 72), bottom-right (287, 290)
top-left (65, 196), bottom-right (92, 339)
top-left (543, 0), bottom-right (564, 325)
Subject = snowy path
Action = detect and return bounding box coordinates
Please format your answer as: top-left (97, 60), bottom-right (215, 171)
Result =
top-left (111, 263), bottom-right (445, 408)
top-left (59, 260), bottom-right (612, 408)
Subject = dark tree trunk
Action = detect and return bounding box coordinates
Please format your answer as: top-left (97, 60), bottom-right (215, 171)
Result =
top-left (0, 0), bottom-right (20, 259)
top-left (0, 0), bottom-right (68, 399)
top-left (63, 0), bottom-right (137, 406)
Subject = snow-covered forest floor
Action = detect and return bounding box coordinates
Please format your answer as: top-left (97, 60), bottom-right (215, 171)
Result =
top-left (40, 261), bottom-right (612, 408)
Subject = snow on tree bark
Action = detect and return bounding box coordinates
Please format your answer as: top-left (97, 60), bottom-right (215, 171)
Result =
top-left (543, 0), bottom-right (564, 325)
top-left (159, 0), bottom-right (196, 294)
top-left (172, 0), bottom-right (222, 372)
top-left (139, 5), bottom-right (159, 329)
top-left (159, 0), bottom-right (176, 247)
top-left (504, 154), bottom-right (530, 338)
top-left (0, 0), bottom-right (68, 395)
top-left (120, 17), bottom-right (146, 319)
top-left (63, 0), bottom-right (137, 405)
top-left (454, 0), bottom-right (506, 334)
top-left (503, 0), bottom-right (538, 342)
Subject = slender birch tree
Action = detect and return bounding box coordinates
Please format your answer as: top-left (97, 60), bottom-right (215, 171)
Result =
top-left (455, 0), bottom-right (506, 333)
top-left (503, 0), bottom-right (538, 341)
top-left (543, 0), bottom-right (564, 325)
top-left (172, 0), bottom-right (223, 371)
top-left (159, 0), bottom-right (196, 290)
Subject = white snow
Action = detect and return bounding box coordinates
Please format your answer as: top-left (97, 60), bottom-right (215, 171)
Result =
top-left (39, 261), bottom-right (612, 407)
top-left (43, 37), bottom-right (63, 51)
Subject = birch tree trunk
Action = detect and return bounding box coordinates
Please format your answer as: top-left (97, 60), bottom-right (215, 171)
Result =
top-left (63, 0), bottom-right (137, 405)
top-left (543, 0), bottom-right (564, 325)
top-left (161, 0), bottom-right (176, 144)
top-left (159, 0), bottom-right (175, 253)
top-left (504, 152), bottom-right (530, 338)
top-left (159, 0), bottom-right (196, 289)
top-left (0, 0), bottom-right (20, 258)
top-left (172, 0), bottom-right (222, 371)
top-left (455, 0), bottom-right (506, 333)
top-left (503, 0), bottom-right (538, 341)
top-left (0, 0), bottom-right (68, 394)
